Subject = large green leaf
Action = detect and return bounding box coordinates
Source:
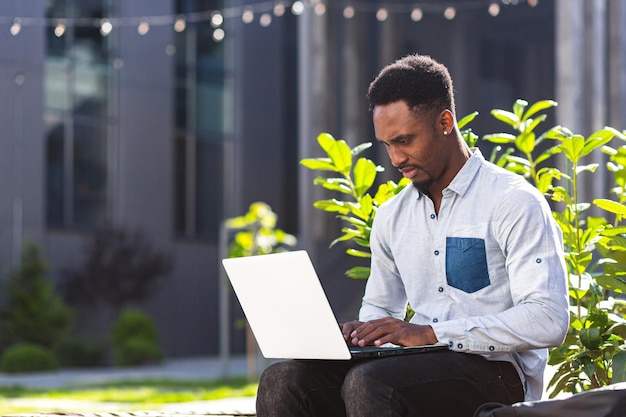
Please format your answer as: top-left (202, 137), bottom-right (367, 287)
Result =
top-left (595, 275), bottom-right (626, 294)
top-left (353, 158), bottom-right (377, 197)
top-left (345, 266), bottom-right (370, 279)
top-left (513, 99), bottom-right (528, 120)
top-left (594, 199), bottom-right (626, 217)
top-left (351, 142), bottom-right (373, 157)
top-left (491, 109), bottom-right (519, 127)
top-left (458, 111), bottom-right (478, 129)
top-left (515, 131), bottom-right (535, 154)
top-left (300, 158), bottom-right (337, 172)
top-left (313, 177), bottom-right (352, 194)
top-left (612, 350), bottom-right (626, 383)
top-left (560, 134), bottom-right (586, 162)
top-left (581, 128), bottom-right (621, 158)
top-left (483, 133), bottom-right (516, 144)
top-left (522, 99), bottom-right (558, 121)
top-left (317, 133), bottom-right (352, 175)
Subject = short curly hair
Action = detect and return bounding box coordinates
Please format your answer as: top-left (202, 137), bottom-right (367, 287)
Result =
top-left (367, 54), bottom-right (455, 116)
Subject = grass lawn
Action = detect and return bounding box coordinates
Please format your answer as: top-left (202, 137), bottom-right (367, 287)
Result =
top-left (0, 377), bottom-right (258, 414)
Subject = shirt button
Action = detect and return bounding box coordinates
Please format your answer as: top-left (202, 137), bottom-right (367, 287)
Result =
top-left (457, 343), bottom-right (463, 349)
top-left (536, 258), bottom-right (542, 263)
top-left (432, 318), bottom-right (438, 323)
top-left (438, 287), bottom-right (444, 293)
top-left (434, 250), bottom-right (439, 256)
top-left (430, 214), bottom-right (436, 219)
top-left (489, 346), bottom-right (495, 351)
top-left (448, 341), bottom-right (454, 348)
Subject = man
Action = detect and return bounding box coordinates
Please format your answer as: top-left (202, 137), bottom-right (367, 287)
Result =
top-left (256, 54), bottom-right (569, 417)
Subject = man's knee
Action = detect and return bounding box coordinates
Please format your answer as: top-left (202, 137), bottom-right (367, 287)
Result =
top-left (342, 364), bottom-right (394, 409)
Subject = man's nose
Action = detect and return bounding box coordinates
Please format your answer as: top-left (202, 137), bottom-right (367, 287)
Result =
top-left (387, 145), bottom-right (407, 167)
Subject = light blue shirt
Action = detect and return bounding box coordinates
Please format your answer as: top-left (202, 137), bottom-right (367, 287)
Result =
top-left (360, 149), bottom-right (569, 401)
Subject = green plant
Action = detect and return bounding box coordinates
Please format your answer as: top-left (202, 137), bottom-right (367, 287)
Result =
top-left (55, 335), bottom-right (107, 367)
top-left (114, 336), bottom-right (163, 367)
top-left (300, 133), bottom-right (411, 278)
top-left (0, 343), bottom-right (59, 373)
top-left (0, 242), bottom-right (73, 351)
top-left (482, 99), bottom-right (626, 396)
top-left (302, 99), bottom-right (626, 397)
top-left (112, 309), bottom-right (162, 366)
top-left (225, 201), bottom-right (297, 258)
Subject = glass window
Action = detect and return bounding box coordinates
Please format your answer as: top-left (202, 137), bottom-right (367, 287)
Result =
top-left (174, 0), bottom-right (227, 242)
top-left (44, 0), bottom-right (111, 230)
top-left (45, 119), bottom-right (65, 227)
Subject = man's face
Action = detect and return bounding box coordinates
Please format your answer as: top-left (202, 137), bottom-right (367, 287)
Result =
top-left (373, 101), bottom-right (449, 194)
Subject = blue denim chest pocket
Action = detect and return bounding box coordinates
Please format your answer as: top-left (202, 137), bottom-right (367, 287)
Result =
top-left (445, 237), bottom-right (490, 293)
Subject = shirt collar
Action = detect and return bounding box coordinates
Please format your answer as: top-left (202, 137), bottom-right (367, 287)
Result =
top-left (411, 148), bottom-right (484, 200)
top-left (445, 148), bottom-right (484, 197)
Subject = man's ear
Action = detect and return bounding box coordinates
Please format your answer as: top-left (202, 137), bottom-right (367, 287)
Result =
top-left (439, 109), bottom-right (454, 135)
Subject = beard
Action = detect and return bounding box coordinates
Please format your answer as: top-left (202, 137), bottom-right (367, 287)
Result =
top-left (412, 178), bottom-right (433, 195)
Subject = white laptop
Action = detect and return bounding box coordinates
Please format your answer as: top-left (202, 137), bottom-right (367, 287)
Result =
top-left (221, 250), bottom-right (448, 360)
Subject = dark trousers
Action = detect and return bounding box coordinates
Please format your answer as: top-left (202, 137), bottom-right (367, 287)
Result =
top-left (256, 350), bottom-right (524, 417)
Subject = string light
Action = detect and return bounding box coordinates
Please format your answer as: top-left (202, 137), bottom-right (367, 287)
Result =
top-left (376, 8), bottom-right (388, 22)
top-left (137, 19), bottom-right (150, 35)
top-left (488, 3), bottom-right (500, 16)
top-left (100, 19), bottom-right (112, 36)
top-left (213, 28), bottom-right (225, 42)
top-left (210, 12), bottom-right (223, 28)
top-left (444, 6), bottom-right (456, 20)
top-left (341, 6), bottom-right (353, 19)
top-left (291, 1), bottom-right (305, 15)
top-left (54, 20), bottom-right (66, 37)
top-left (10, 18), bottom-right (21, 36)
top-left (273, 2), bottom-right (286, 17)
top-left (1, 0), bottom-right (538, 42)
top-left (242, 9), bottom-right (254, 24)
top-left (259, 13), bottom-right (272, 27)
top-left (411, 8), bottom-right (423, 22)
top-left (314, 3), bottom-right (326, 16)
top-left (174, 16), bottom-right (186, 32)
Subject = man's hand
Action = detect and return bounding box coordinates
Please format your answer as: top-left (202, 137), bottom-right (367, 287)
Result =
top-left (344, 317), bottom-right (438, 347)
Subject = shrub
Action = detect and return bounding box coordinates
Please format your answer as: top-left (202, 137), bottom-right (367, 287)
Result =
top-left (0, 343), bottom-right (59, 373)
top-left (55, 336), bottom-right (107, 368)
top-left (0, 242), bottom-right (72, 351)
top-left (114, 336), bottom-right (163, 366)
top-left (112, 309), bottom-right (162, 366)
top-left (62, 228), bottom-right (172, 317)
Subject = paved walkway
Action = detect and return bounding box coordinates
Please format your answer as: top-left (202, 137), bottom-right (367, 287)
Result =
top-left (0, 355), bottom-right (261, 415)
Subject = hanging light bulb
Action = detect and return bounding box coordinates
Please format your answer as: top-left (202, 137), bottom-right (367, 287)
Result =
top-left (10, 18), bottom-right (21, 36)
top-left (274, 2), bottom-right (286, 17)
top-left (488, 3), bottom-right (500, 16)
top-left (411, 8), bottom-right (423, 22)
top-left (213, 28), bottom-right (225, 42)
top-left (242, 9), bottom-right (254, 24)
top-left (174, 16), bottom-right (186, 32)
top-left (527, 0), bottom-right (539, 6)
top-left (314, 3), bottom-right (326, 16)
top-left (137, 19), bottom-right (150, 35)
top-left (211, 12), bottom-right (223, 28)
top-left (259, 13), bottom-right (272, 27)
top-left (343, 6), bottom-right (355, 19)
top-left (291, 1), bottom-right (304, 15)
top-left (54, 20), bottom-right (66, 37)
top-left (100, 19), bottom-right (113, 36)
top-left (376, 8), bottom-right (388, 22)
top-left (444, 7), bottom-right (456, 20)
